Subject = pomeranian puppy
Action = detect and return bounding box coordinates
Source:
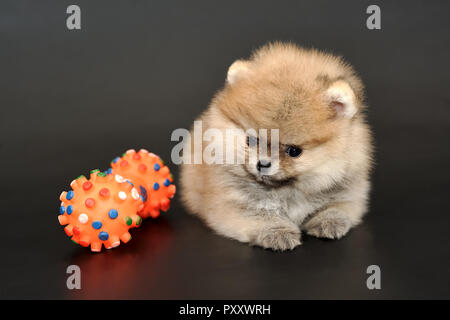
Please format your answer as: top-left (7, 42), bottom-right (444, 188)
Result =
top-left (180, 42), bottom-right (373, 251)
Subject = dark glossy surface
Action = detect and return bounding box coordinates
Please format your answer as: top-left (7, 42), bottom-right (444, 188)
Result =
top-left (1, 0), bottom-right (449, 299)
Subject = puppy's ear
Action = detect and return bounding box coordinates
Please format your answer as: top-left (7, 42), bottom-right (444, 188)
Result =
top-left (227, 60), bottom-right (250, 84)
top-left (325, 80), bottom-right (358, 118)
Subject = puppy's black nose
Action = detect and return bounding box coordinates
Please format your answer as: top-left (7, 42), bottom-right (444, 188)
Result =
top-left (257, 160), bottom-right (271, 171)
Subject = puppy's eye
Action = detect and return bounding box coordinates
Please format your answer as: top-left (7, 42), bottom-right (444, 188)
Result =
top-left (246, 136), bottom-right (258, 147)
top-left (286, 146), bottom-right (302, 157)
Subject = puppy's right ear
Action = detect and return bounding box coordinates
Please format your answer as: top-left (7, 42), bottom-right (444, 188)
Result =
top-left (227, 60), bottom-right (250, 84)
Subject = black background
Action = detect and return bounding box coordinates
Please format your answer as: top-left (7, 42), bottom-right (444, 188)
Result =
top-left (0, 0), bottom-right (449, 299)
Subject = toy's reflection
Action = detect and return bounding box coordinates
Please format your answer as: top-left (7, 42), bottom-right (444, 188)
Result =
top-left (65, 218), bottom-right (173, 299)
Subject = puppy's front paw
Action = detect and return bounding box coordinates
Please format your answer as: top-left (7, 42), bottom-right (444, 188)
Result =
top-left (254, 226), bottom-right (301, 251)
top-left (304, 209), bottom-right (352, 239)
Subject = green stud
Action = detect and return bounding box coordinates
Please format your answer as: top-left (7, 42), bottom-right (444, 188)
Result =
top-left (121, 153), bottom-right (126, 157)
top-left (136, 216), bottom-right (142, 226)
top-left (125, 216), bottom-right (132, 226)
top-left (71, 239), bottom-right (77, 244)
top-left (90, 169), bottom-right (100, 174)
top-left (97, 172), bottom-right (106, 177)
top-left (76, 175), bottom-right (86, 180)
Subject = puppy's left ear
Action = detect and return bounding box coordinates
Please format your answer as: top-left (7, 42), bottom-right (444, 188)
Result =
top-left (325, 80), bottom-right (358, 118)
top-left (227, 60), bottom-right (251, 84)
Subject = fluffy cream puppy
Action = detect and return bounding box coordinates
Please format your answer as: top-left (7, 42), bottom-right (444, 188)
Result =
top-left (180, 42), bottom-right (373, 251)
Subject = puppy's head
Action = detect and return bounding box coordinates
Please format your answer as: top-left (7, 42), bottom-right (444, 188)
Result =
top-left (213, 43), bottom-right (365, 188)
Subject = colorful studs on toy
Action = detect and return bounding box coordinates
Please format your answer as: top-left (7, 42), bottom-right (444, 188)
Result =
top-left (110, 149), bottom-right (176, 219)
top-left (58, 170), bottom-right (144, 252)
top-left (58, 149), bottom-right (175, 252)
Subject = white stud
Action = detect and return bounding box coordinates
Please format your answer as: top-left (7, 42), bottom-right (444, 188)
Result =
top-left (118, 191), bottom-right (127, 200)
top-left (78, 213), bottom-right (88, 224)
top-left (131, 188), bottom-right (140, 200)
top-left (115, 174), bottom-right (124, 183)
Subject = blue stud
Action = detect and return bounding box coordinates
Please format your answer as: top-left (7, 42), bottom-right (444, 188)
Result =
top-left (98, 231), bottom-right (109, 241)
top-left (164, 179), bottom-right (171, 187)
top-left (92, 221), bottom-right (102, 229)
top-left (107, 168), bottom-right (112, 175)
top-left (154, 163), bottom-right (160, 171)
top-left (125, 179), bottom-right (134, 187)
top-left (153, 182), bottom-right (160, 191)
top-left (59, 206), bottom-right (65, 214)
top-left (66, 191), bottom-right (74, 200)
top-left (67, 205), bottom-right (73, 215)
top-left (112, 157), bottom-right (120, 164)
top-left (139, 185), bottom-right (148, 202)
top-left (108, 209), bottom-right (118, 219)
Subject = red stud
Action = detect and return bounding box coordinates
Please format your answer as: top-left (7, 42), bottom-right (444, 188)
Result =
top-left (99, 188), bottom-right (110, 198)
top-left (73, 227), bottom-right (80, 236)
top-left (82, 181), bottom-right (92, 190)
top-left (133, 153), bottom-right (141, 161)
top-left (120, 160), bottom-right (129, 167)
top-left (138, 164), bottom-right (147, 173)
top-left (85, 198), bottom-right (95, 208)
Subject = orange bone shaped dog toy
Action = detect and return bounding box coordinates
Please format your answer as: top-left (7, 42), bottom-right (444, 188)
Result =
top-left (58, 169), bottom-right (144, 252)
top-left (58, 149), bottom-right (176, 252)
top-left (110, 149), bottom-right (176, 219)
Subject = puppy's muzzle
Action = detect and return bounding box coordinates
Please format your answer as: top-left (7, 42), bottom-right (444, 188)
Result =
top-left (256, 160), bottom-right (271, 172)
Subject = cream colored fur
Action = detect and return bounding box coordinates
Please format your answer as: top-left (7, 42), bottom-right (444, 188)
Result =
top-left (180, 42), bottom-right (373, 251)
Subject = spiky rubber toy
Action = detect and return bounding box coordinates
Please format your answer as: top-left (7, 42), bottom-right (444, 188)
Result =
top-left (58, 169), bottom-right (144, 252)
top-left (110, 149), bottom-right (176, 219)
